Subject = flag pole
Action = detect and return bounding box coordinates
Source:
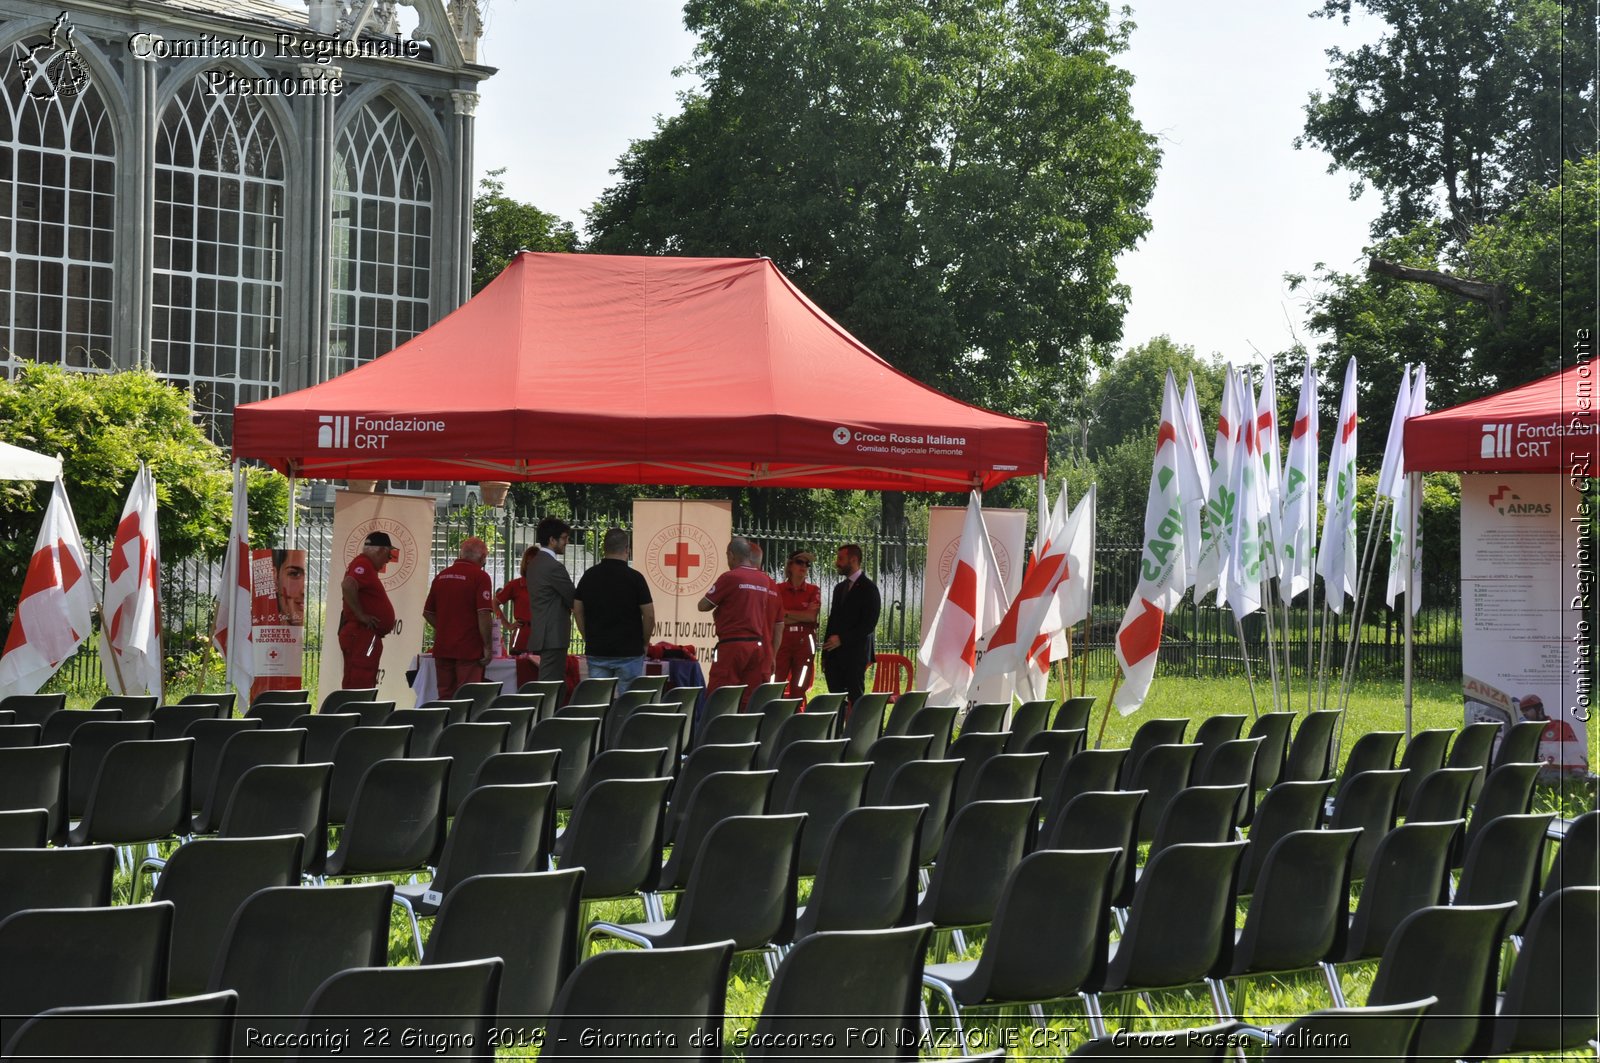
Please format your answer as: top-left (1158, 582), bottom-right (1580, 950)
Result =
top-left (1402, 472), bottom-right (1419, 740)
top-left (1081, 498), bottom-right (1096, 700)
top-left (1094, 671), bottom-right (1122, 748)
top-left (1233, 612), bottom-right (1261, 720)
top-left (1260, 580), bottom-right (1282, 714)
top-left (1332, 496), bottom-right (1391, 760)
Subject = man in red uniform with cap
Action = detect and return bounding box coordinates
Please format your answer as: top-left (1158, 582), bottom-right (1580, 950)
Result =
top-left (699, 537), bottom-right (783, 709)
top-left (339, 531), bottom-right (397, 689)
top-left (772, 549), bottom-right (821, 702)
top-left (424, 536), bottom-right (495, 700)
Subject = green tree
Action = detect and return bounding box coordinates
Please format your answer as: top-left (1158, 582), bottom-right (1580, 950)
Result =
top-left (471, 168), bottom-right (578, 294)
top-left (1083, 336), bottom-right (1228, 456)
top-left (0, 364), bottom-right (286, 632)
top-left (587, 0), bottom-right (1160, 426)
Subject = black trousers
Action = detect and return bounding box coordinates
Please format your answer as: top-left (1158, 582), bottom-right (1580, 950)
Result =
top-left (823, 650), bottom-right (870, 708)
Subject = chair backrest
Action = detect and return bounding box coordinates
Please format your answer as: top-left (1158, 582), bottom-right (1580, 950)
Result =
top-left (486, 691), bottom-right (547, 713)
top-left (1326, 769), bottom-right (1406, 882)
top-left (879, 690), bottom-right (925, 737)
top-left (1124, 717), bottom-right (1189, 779)
top-left (1491, 886), bottom-right (1600, 1055)
top-left (750, 925), bottom-right (929, 1060)
top-left (452, 680), bottom-right (506, 717)
top-left (947, 730), bottom-right (1009, 810)
top-left (575, 747), bottom-right (673, 811)
top-left (290, 713), bottom-right (358, 764)
top-left (527, 715), bottom-right (600, 808)
top-left (1492, 719), bottom-right (1546, 771)
top-left (251, 688), bottom-right (310, 706)
top-left (1344, 818), bottom-right (1462, 961)
top-left (1148, 784), bottom-right (1248, 863)
top-left (1334, 730), bottom-right (1403, 794)
top-left (700, 684), bottom-right (747, 729)
top-left (328, 725), bottom-right (412, 822)
top-left (659, 770), bottom-right (776, 891)
top-left (3, 990), bottom-right (238, 1062)
top-left (183, 718), bottom-right (261, 806)
top-left (1190, 713), bottom-right (1246, 776)
top-left (1366, 901), bottom-right (1517, 1061)
top-left (218, 763), bottom-right (332, 874)
top-left (386, 708), bottom-right (450, 757)
top-left (805, 691), bottom-right (846, 716)
top-left (1105, 840), bottom-right (1247, 991)
top-left (918, 798), bottom-right (1038, 929)
top-left (1231, 828), bottom-right (1360, 976)
top-left (1396, 729), bottom-right (1453, 811)
top-left (960, 702), bottom-right (1009, 735)
top-left (1455, 812), bottom-right (1552, 935)
top-left (699, 711), bottom-right (763, 746)
top-left (517, 680), bottom-right (566, 715)
top-left (0, 844), bottom-right (115, 924)
top-left (0, 692), bottom-right (65, 727)
top-left (1003, 700), bottom-right (1052, 754)
top-left (868, 654), bottom-right (913, 696)
top-left (862, 734), bottom-right (933, 805)
top-left (0, 743), bottom-right (68, 842)
top-left (796, 804), bottom-right (924, 938)
top-left (180, 691), bottom-right (238, 714)
top-left (615, 711), bottom-right (688, 768)
top-left (209, 882), bottom-right (393, 1019)
top-left (327, 757), bottom-right (450, 875)
top-left (1541, 809), bottom-right (1599, 897)
top-left (152, 834), bottom-right (303, 997)
top-left (754, 697), bottom-right (802, 769)
top-left (420, 698), bottom-right (473, 727)
top-left (0, 808), bottom-right (47, 848)
top-left (151, 702), bottom-right (224, 741)
top-left (1043, 789), bottom-right (1145, 909)
top-left (543, 941), bottom-right (731, 1060)
top-left (1464, 761), bottom-right (1541, 849)
top-left (1052, 695), bottom-right (1096, 733)
top-left (431, 783), bottom-right (557, 897)
top-left (787, 761), bottom-right (872, 877)
top-left (67, 719), bottom-right (155, 818)
top-left (244, 702), bottom-right (313, 729)
top-left (904, 704), bottom-right (959, 760)
top-left (192, 727), bottom-right (306, 832)
top-left (603, 689), bottom-right (656, 749)
top-left (423, 868), bottom-right (586, 1024)
top-left (477, 748), bottom-right (561, 790)
top-left (629, 675), bottom-right (669, 700)
top-left (295, 958), bottom-right (501, 1059)
top-left (1282, 710), bottom-right (1342, 783)
top-left (1052, 747), bottom-right (1128, 818)
top-left (1194, 736), bottom-right (1261, 823)
top-left (1262, 997), bottom-right (1435, 1062)
top-left (435, 721), bottom-right (511, 815)
top-left (969, 752), bottom-right (1047, 804)
top-left (1403, 766), bottom-right (1478, 824)
top-left (769, 738), bottom-right (848, 814)
top-left (0, 902), bottom-right (175, 1045)
top-left (769, 711), bottom-right (837, 763)
top-left (666, 742), bottom-right (760, 843)
top-left (1447, 721), bottom-right (1501, 803)
top-left (880, 757), bottom-right (961, 864)
top-left (568, 676), bottom-right (618, 708)
top-left (40, 707), bottom-right (123, 746)
top-left (1129, 742), bottom-right (1201, 842)
top-left (0, 724), bottom-right (41, 749)
top-left (76, 737), bottom-right (193, 845)
top-left (555, 776), bottom-right (673, 898)
top-left (317, 687), bottom-right (378, 715)
top-left (1025, 728), bottom-right (1086, 812)
top-left (668, 813), bottom-right (804, 950)
top-left (1245, 711), bottom-right (1296, 790)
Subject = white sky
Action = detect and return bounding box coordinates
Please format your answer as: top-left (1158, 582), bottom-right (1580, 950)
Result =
top-left (472, 0), bottom-right (1383, 366)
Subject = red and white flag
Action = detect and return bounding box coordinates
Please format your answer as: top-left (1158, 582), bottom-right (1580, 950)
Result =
top-left (99, 462), bottom-right (164, 699)
top-left (1317, 358), bottom-right (1360, 613)
top-left (213, 464), bottom-right (254, 695)
top-left (1193, 368), bottom-right (1243, 604)
top-left (1254, 359), bottom-right (1284, 578)
top-left (919, 491), bottom-right (1002, 701)
top-left (978, 487), bottom-right (1071, 700)
top-left (1176, 374), bottom-right (1211, 586)
top-left (1226, 368), bottom-right (1269, 618)
top-left (1387, 366), bottom-right (1427, 612)
top-left (0, 478), bottom-right (94, 697)
top-left (1039, 484), bottom-right (1095, 669)
top-left (1113, 374), bottom-right (1189, 715)
top-left (1278, 361), bottom-right (1319, 604)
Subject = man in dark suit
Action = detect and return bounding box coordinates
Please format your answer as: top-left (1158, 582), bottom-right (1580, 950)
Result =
top-left (822, 543), bottom-right (880, 710)
top-left (527, 516), bottom-right (575, 692)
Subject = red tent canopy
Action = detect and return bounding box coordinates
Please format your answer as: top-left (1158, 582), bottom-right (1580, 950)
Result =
top-left (234, 252), bottom-right (1047, 492)
top-left (1405, 363), bottom-right (1600, 474)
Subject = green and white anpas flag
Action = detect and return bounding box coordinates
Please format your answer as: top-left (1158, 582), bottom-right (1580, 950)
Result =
top-left (1317, 358), bottom-right (1360, 613)
top-left (1376, 365), bottom-right (1413, 503)
top-left (1226, 368), bottom-right (1269, 618)
top-left (1114, 372), bottom-right (1189, 715)
top-left (1177, 373), bottom-right (1211, 585)
top-left (1278, 362), bottom-right (1319, 604)
top-left (1193, 368), bottom-right (1243, 604)
top-left (1387, 366), bottom-right (1427, 612)
top-left (1253, 359), bottom-right (1284, 579)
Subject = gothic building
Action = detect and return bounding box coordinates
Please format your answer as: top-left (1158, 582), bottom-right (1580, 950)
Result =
top-left (1, 0), bottom-right (490, 441)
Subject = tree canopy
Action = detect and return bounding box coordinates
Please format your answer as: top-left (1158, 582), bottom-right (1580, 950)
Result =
top-left (586, 0), bottom-right (1160, 425)
top-left (471, 169), bottom-right (578, 294)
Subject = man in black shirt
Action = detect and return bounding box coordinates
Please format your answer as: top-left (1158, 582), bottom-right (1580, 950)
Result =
top-left (574, 528), bottom-right (656, 694)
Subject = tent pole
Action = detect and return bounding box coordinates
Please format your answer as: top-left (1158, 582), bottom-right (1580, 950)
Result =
top-left (1403, 472), bottom-right (1419, 741)
top-left (286, 473), bottom-right (298, 547)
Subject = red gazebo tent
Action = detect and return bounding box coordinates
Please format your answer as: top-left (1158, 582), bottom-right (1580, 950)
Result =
top-left (233, 252), bottom-right (1046, 492)
top-left (1404, 363), bottom-right (1600, 474)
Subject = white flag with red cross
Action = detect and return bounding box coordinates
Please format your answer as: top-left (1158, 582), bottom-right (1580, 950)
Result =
top-left (1113, 373), bottom-right (1189, 715)
top-left (919, 491), bottom-right (998, 701)
top-left (1040, 484), bottom-right (1095, 669)
top-left (1193, 368), bottom-right (1243, 604)
top-left (98, 462), bottom-right (164, 699)
top-left (978, 485), bottom-right (1072, 700)
top-left (1387, 366), bottom-right (1427, 612)
top-left (212, 464), bottom-right (254, 695)
top-left (1278, 361), bottom-right (1320, 604)
top-left (0, 478), bottom-right (94, 697)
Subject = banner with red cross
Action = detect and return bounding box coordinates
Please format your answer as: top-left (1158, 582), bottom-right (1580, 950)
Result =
top-left (633, 498), bottom-right (734, 662)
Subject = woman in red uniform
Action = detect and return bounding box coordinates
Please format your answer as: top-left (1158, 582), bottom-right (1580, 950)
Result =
top-left (772, 550), bottom-right (821, 702)
top-left (495, 546), bottom-right (538, 654)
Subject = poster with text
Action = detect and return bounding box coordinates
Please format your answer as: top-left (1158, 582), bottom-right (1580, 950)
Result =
top-left (316, 491), bottom-right (435, 708)
top-left (917, 505), bottom-right (1028, 699)
top-left (633, 499), bottom-right (734, 664)
top-left (1460, 474), bottom-right (1589, 775)
top-left (248, 547), bottom-right (306, 702)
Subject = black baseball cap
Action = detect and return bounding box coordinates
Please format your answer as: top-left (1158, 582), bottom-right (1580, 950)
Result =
top-left (364, 532), bottom-right (394, 548)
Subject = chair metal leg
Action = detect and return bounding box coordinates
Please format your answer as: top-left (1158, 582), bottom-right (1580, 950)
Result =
top-left (1207, 977), bottom-right (1234, 1019)
top-left (1080, 992), bottom-right (1108, 1039)
top-left (1320, 961), bottom-right (1348, 1007)
top-left (1028, 1003), bottom-right (1046, 1024)
top-left (951, 928), bottom-right (968, 955)
top-left (762, 948), bottom-right (779, 979)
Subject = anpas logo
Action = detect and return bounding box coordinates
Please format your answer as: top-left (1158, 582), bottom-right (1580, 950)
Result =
top-left (15, 13), bottom-right (90, 101)
top-left (317, 414), bottom-right (445, 450)
top-left (832, 426), bottom-right (851, 446)
top-left (1487, 484), bottom-right (1551, 516)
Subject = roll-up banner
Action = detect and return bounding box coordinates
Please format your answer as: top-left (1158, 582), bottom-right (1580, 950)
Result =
top-left (1460, 473), bottom-right (1589, 775)
top-left (316, 491), bottom-right (435, 708)
top-left (632, 499), bottom-right (735, 664)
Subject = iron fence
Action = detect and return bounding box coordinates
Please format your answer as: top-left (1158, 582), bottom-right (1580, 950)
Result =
top-left (44, 499), bottom-right (1464, 695)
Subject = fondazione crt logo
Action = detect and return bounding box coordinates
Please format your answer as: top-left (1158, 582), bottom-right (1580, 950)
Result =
top-left (13, 13), bottom-right (90, 101)
top-left (317, 415), bottom-right (446, 451)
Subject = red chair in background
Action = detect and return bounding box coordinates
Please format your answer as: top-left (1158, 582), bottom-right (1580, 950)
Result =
top-left (870, 654), bottom-right (913, 701)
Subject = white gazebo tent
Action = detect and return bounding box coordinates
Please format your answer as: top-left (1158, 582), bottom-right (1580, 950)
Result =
top-left (0, 442), bottom-right (61, 482)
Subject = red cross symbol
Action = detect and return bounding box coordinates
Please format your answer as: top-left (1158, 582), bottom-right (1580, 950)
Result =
top-left (268, 649), bottom-right (279, 661)
top-left (664, 543), bottom-right (700, 579)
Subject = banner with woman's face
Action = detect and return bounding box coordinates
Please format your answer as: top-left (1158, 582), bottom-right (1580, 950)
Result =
top-left (250, 547), bottom-right (307, 699)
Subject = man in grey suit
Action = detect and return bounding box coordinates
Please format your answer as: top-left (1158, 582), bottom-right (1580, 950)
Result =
top-left (528, 516), bottom-right (575, 691)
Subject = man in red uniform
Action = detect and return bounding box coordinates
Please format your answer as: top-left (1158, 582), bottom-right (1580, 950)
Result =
top-left (772, 549), bottom-right (821, 702)
top-left (424, 536), bottom-right (495, 700)
top-left (339, 531), bottom-right (397, 689)
top-left (698, 537), bottom-right (783, 709)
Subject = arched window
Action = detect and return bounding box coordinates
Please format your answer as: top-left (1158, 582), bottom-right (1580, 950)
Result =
top-left (0, 25), bottom-right (115, 371)
top-left (152, 77), bottom-right (285, 442)
top-left (328, 96), bottom-right (432, 378)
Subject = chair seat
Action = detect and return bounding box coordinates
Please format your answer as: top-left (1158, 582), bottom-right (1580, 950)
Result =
top-left (392, 880), bottom-right (446, 917)
top-left (588, 917), bottom-right (676, 945)
top-left (922, 959), bottom-right (980, 996)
